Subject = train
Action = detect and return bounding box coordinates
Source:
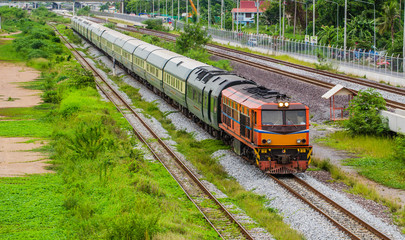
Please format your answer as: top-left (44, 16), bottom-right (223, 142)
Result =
top-left (71, 16), bottom-right (312, 174)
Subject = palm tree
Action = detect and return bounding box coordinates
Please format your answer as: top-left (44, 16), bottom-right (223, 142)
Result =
top-left (318, 25), bottom-right (337, 45)
top-left (377, 0), bottom-right (401, 48)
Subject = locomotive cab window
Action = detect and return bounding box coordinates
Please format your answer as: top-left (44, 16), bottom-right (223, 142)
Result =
top-left (262, 110), bottom-right (283, 125)
top-left (286, 110), bottom-right (306, 125)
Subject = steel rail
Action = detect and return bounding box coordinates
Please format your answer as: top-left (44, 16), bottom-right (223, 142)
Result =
top-left (52, 24), bottom-right (254, 240)
top-left (268, 174), bottom-right (391, 240)
top-left (209, 44), bottom-right (405, 97)
top-left (293, 176), bottom-right (391, 240)
top-left (88, 17), bottom-right (405, 111)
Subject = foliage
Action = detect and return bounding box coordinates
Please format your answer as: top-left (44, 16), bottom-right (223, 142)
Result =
top-left (0, 7), bottom-right (28, 32)
top-left (76, 6), bottom-right (91, 16)
top-left (143, 19), bottom-right (165, 31)
top-left (393, 135), bottom-right (405, 164)
top-left (175, 23), bottom-right (211, 54)
top-left (377, 0), bottom-right (401, 48)
top-left (104, 22), bottom-right (116, 29)
top-left (0, 175), bottom-right (65, 239)
top-left (13, 21), bottom-right (66, 61)
top-left (344, 88), bottom-right (388, 135)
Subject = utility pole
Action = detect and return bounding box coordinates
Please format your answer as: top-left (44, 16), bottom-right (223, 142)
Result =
top-left (403, 0), bottom-right (405, 72)
top-left (344, 0), bottom-right (347, 59)
top-left (256, 0), bottom-right (259, 35)
top-left (293, 0), bottom-right (297, 37)
top-left (282, 0), bottom-right (285, 38)
top-left (312, 0), bottom-right (315, 37)
top-left (236, 0), bottom-right (239, 32)
top-left (279, 0), bottom-right (281, 37)
top-left (172, 0), bottom-right (173, 17)
top-left (177, 0), bottom-right (180, 22)
top-left (221, 0), bottom-right (224, 29)
top-left (208, 0), bottom-right (210, 28)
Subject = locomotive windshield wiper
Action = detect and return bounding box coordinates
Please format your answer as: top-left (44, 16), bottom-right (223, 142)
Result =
top-left (286, 118), bottom-right (298, 128)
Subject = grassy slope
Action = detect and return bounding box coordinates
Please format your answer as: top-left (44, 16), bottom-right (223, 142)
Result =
top-left (316, 131), bottom-right (405, 189)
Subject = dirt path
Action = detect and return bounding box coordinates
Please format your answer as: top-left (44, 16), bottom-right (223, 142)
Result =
top-left (0, 138), bottom-right (52, 177)
top-left (0, 62), bottom-right (51, 176)
top-left (0, 31), bottom-right (22, 41)
top-left (0, 61), bottom-right (41, 108)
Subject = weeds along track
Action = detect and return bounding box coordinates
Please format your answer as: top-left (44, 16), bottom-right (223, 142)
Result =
top-left (52, 24), bottom-right (255, 240)
top-left (270, 175), bottom-right (391, 240)
top-left (89, 16), bottom-right (405, 110)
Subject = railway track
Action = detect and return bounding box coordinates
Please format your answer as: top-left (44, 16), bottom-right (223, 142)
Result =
top-left (89, 16), bottom-right (405, 110)
top-left (270, 175), bottom-right (391, 240)
top-left (52, 24), bottom-right (255, 240)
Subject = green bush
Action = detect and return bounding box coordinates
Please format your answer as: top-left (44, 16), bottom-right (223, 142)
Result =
top-left (175, 23), bottom-right (211, 54)
top-left (394, 135), bottom-right (405, 164)
top-left (143, 19), bottom-right (165, 31)
top-left (344, 88), bottom-right (389, 135)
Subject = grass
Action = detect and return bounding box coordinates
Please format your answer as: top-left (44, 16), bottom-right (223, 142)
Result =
top-left (310, 157), bottom-right (405, 233)
top-left (0, 106), bottom-right (50, 120)
top-left (315, 131), bottom-right (394, 159)
top-left (111, 76), bottom-right (304, 240)
top-left (315, 131), bottom-right (405, 190)
top-left (0, 39), bottom-right (24, 61)
top-left (0, 120), bottom-right (52, 138)
top-left (0, 174), bottom-right (66, 239)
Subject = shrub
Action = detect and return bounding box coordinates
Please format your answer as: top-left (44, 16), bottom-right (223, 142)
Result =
top-left (175, 23), bottom-right (211, 54)
top-left (344, 88), bottom-right (389, 135)
top-left (143, 19), bottom-right (164, 31)
top-left (393, 135), bottom-right (405, 164)
top-left (70, 68), bottom-right (96, 88)
top-left (67, 122), bottom-right (114, 160)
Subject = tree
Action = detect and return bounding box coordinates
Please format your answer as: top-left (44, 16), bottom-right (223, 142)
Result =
top-left (377, 0), bottom-right (401, 48)
top-left (318, 25), bottom-right (337, 45)
top-left (347, 14), bottom-right (374, 49)
top-left (175, 23), bottom-right (211, 53)
top-left (344, 88), bottom-right (388, 136)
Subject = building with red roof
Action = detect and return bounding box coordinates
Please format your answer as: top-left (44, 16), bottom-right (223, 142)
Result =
top-left (231, 1), bottom-right (265, 25)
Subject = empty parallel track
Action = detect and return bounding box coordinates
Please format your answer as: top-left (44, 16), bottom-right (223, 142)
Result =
top-left (89, 16), bottom-right (405, 110)
top-left (52, 24), bottom-right (255, 240)
top-left (270, 175), bottom-right (391, 240)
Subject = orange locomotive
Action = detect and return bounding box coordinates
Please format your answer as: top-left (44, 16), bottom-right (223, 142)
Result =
top-left (219, 84), bottom-right (312, 174)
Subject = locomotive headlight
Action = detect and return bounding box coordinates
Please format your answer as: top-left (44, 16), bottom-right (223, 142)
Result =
top-left (278, 102), bottom-right (284, 108)
top-left (267, 139), bottom-right (272, 144)
top-left (296, 139), bottom-right (302, 144)
top-left (284, 102), bottom-right (290, 107)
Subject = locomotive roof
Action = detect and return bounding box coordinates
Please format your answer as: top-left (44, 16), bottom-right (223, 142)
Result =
top-left (222, 84), bottom-right (306, 110)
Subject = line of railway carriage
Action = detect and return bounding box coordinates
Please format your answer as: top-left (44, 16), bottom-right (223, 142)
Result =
top-left (71, 16), bottom-right (312, 174)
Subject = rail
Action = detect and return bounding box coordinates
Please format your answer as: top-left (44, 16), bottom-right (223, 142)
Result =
top-left (52, 23), bottom-right (255, 240)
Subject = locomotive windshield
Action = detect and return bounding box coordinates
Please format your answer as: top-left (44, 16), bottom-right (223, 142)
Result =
top-left (286, 110), bottom-right (306, 125)
top-left (262, 110), bottom-right (283, 125)
top-left (262, 110), bottom-right (306, 126)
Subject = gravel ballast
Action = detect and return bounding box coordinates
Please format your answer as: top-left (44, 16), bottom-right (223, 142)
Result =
top-left (75, 34), bottom-right (405, 240)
